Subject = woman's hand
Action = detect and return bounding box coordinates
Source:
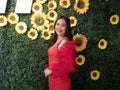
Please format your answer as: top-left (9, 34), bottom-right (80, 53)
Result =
top-left (44, 68), bottom-right (52, 77)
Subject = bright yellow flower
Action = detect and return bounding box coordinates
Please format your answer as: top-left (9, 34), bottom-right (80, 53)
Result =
top-left (32, 2), bottom-right (43, 13)
top-left (74, 0), bottom-right (89, 14)
top-left (76, 55), bottom-right (85, 66)
top-left (48, 22), bottom-right (55, 34)
top-left (48, 0), bottom-right (57, 10)
top-left (15, 22), bottom-right (27, 34)
top-left (0, 15), bottom-right (7, 27)
top-left (69, 16), bottom-right (77, 27)
top-left (31, 12), bottom-right (49, 31)
top-left (90, 70), bottom-right (100, 80)
top-left (7, 13), bottom-right (19, 24)
top-left (47, 10), bottom-right (58, 21)
top-left (41, 29), bottom-right (51, 40)
top-left (98, 39), bottom-right (107, 50)
top-left (73, 34), bottom-right (87, 52)
top-left (27, 28), bottom-right (38, 40)
top-left (36, 0), bottom-right (47, 4)
top-left (59, 0), bottom-right (71, 8)
top-left (110, 14), bottom-right (119, 25)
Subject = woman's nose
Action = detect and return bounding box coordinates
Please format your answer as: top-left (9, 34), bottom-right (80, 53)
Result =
top-left (57, 25), bottom-right (61, 29)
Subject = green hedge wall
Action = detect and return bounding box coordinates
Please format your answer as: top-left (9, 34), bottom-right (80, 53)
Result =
top-left (0, 0), bottom-right (120, 90)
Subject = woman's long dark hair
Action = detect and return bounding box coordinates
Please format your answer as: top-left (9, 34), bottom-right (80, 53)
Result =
top-left (50, 16), bottom-right (73, 44)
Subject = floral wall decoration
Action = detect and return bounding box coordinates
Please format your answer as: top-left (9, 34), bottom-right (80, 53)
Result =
top-left (0, 0), bottom-right (120, 90)
top-left (0, 0), bottom-right (90, 41)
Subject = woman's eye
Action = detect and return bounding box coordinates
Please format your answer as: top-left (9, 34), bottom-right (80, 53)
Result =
top-left (62, 24), bottom-right (65, 27)
top-left (56, 23), bottom-right (59, 26)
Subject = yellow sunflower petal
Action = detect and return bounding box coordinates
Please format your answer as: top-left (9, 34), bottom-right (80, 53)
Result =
top-left (7, 13), bottom-right (19, 24)
top-left (69, 16), bottom-right (77, 27)
top-left (27, 28), bottom-right (38, 40)
top-left (15, 22), bottom-right (27, 34)
top-left (31, 12), bottom-right (49, 31)
top-left (90, 70), bottom-right (100, 80)
top-left (36, 0), bottom-right (47, 4)
top-left (59, 0), bottom-right (71, 8)
top-left (98, 39), bottom-right (107, 49)
top-left (47, 10), bottom-right (58, 21)
top-left (76, 55), bottom-right (85, 66)
top-left (48, 22), bottom-right (55, 34)
top-left (73, 33), bottom-right (87, 52)
top-left (41, 29), bottom-right (51, 40)
top-left (0, 15), bottom-right (7, 27)
top-left (48, 0), bottom-right (57, 10)
top-left (74, 0), bottom-right (89, 14)
top-left (110, 14), bottom-right (119, 25)
top-left (32, 2), bottom-right (43, 13)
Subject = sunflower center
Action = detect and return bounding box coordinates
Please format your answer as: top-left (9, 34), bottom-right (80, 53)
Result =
top-left (77, 0), bottom-right (85, 9)
top-left (78, 58), bottom-right (82, 62)
top-left (92, 72), bottom-right (97, 77)
top-left (19, 26), bottom-right (24, 30)
top-left (50, 12), bottom-right (54, 17)
top-left (10, 16), bottom-right (15, 21)
top-left (0, 18), bottom-right (4, 23)
top-left (35, 16), bottom-right (44, 26)
top-left (112, 17), bottom-right (116, 22)
top-left (44, 32), bottom-right (49, 37)
top-left (30, 32), bottom-right (35, 37)
top-left (100, 41), bottom-right (104, 46)
top-left (63, 1), bottom-right (67, 5)
top-left (49, 3), bottom-right (54, 8)
top-left (34, 5), bottom-right (40, 10)
top-left (71, 19), bottom-right (74, 24)
top-left (75, 38), bottom-right (82, 46)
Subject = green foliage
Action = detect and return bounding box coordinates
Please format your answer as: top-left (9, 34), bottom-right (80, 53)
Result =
top-left (0, 0), bottom-right (120, 90)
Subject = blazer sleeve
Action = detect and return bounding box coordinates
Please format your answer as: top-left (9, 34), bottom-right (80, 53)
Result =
top-left (50, 40), bottom-right (77, 77)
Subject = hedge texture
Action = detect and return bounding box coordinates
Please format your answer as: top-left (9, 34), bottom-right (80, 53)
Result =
top-left (0, 0), bottom-right (120, 90)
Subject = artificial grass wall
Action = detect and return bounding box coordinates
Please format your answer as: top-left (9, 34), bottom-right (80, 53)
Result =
top-left (0, 0), bottom-right (120, 90)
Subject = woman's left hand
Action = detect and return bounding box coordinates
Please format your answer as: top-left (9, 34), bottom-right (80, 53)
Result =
top-left (44, 68), bottom-right (52, 77)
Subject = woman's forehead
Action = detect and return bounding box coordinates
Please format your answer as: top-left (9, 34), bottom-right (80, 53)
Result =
top-left (56, 19), bottom-right (66, 23)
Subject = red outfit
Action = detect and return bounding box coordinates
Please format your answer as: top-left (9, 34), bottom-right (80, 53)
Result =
top-left (46, 39), bottom-right (77, 90)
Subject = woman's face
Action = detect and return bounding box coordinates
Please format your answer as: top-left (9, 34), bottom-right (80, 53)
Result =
top-left (55, 18), bottom-right (67, 37)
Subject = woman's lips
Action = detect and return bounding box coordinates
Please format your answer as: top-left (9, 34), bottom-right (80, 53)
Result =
top-left (57, 30), bottom-right (62, 33)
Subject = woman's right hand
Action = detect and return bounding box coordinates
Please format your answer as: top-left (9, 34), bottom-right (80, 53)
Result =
top-left (44, 68), bottom-right (52, 77)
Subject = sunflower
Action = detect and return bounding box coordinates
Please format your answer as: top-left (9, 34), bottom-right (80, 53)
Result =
top-left (7, 13), bottom-right (19, 24)
top-left (59, 0), bottom-right (71, 8)
top-left (69, 16), bottom-right (77, 27)
top-left (31, 12), bottom-right (49, 31)
top-left (76, 55), bottom-right (85, 66)
top-left (41, 29), bottom-right (51, 40)
top-left (36, 0), bottom-right (47, 4)
top-left (15, 22), bottom-right (27, 34)
top-left (74, 0), bottom-right (89, 14)
top-left (0, 15), bottom-right (7, 27)
top-left (48, 0), bottom-right (57, 10)
top-left (90, 70), bottom-right (100, 80)
top-left (27, 28), bottom-right (38, 40)
top-left (32, 2), bottom-right (43, 13)
top-left (98, 39), bottom-right (107, 50)
top-left (48, 22), bottom-right (55, 34)
top-left (73, 34), bottom-right (87, 52)
top-left (110, 14), bottom-right (119, 25)
top-left (47, 10), bottom-right (58, 21)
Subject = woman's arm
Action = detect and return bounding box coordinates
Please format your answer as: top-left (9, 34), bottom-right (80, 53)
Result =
top-left (50, 40), bottom-right (77, 77)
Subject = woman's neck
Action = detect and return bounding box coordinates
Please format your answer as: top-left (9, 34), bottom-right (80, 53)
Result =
top-left (57, 36), bottom-right (67, 42)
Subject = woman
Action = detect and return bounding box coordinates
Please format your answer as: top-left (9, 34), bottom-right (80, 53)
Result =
top-left (44, 16), bottom-right (77, 90)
